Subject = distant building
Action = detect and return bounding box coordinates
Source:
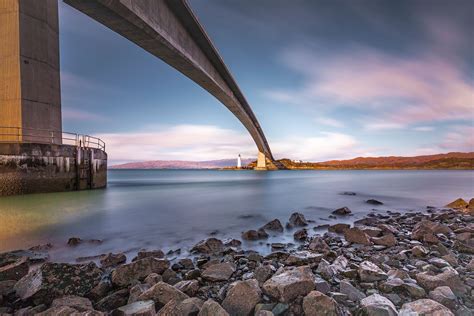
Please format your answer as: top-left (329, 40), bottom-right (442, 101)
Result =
top-left (237, 154), bottom-right (242, 168)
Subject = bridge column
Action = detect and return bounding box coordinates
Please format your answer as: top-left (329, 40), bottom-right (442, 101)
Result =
top-left (255, 151), bottom-right (268, 170)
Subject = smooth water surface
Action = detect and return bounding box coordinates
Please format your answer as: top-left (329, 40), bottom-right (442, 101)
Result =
top-left (0, 170), bottom-right (472, 262)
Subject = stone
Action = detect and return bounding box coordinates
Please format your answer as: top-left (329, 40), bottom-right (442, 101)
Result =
top-left (37, 306), bottom-right (80, 315)
top-left (308, 237), bottom-right (331, 253)
top-left (100, 253), bottom-right (126, 268)
top-left (262, 265), bottom-right (315, 303)
top-left (293, 228), bottom-right (308, 241)
top-left (67, 237), bottom-right (82, 246)
top-left (344, 227), bottom-right (372, 245)
top-left (254, 265), bottom-right (275, 285)
top-left (145, 273), bottom-right (163, 286)
top-left (359, 261), bottom-right (388, 282)
top-left (399, 299), bottom-right (454, 315)
top-left (446, 198), bottom-right (468, 209)
top-left (202, 262), bottom-right (236, 281)
top-left (191, 238), bottom-right (224, 254)
top-left (359, 294), bottom-right (398, 316)
top-left (158, 297), bottom-right (203, 316)
top-left (222, 279), bottom-right (261, 316)
top-left (198, 299), bottom-right (229, 316)
top-left (288, 212), bottom-right (308, 226)
top-left (285, 251), bottom-right (323, 266)
top-left (242, 229), bottom-right (268, 240)
top-left (328, 223), bottom-right (350, 234)
top-left (379, 278), bottom-right (404, 293)
top-left (51, 295), bottom-right (94, 312)
top-left (162, 268), bottom-right (180, 285)
top-left (138, 282), bottom-right (189, 309)
top-left (0, 280), bottom-right (16, 296)
top-left (372, 234), bottom-right (397, 247)
top-left (112, 258), bottom-right (169, 286)
top-left (174, 280), bottom-right (199, 297)
top-left (261, 219), bottom-right (284, 232)
top-left (302, 291), bottom-right (340, 316)
top-left (137, 249), bottom-right (165, 260)
top-left (128, 284), bottom-right (150, 304)
top-left (411, 245), bottom-right (429, 257)
top-left (366, 199), bottom-right (383, 205)
top-left (96, 289), bottom-right (129, 311)
top-left (315, 277), bottom-right (331, 294)
top-left (428, 257), bottom-right (450, 268)
top-left (317, 256), bottom-right (348, 280)
top-left (412, 220), bottom-right (451, 243)
top-left (0, 256), bottom-right (29, 281)
top-left (14, 262), bottom-right (102, 304)
top-left (429, 286), bottom-right (458, 310)
top-left (340, 280), bottom-right (366, 302)
top-left (416, 267), bottom-right (466, 296)
top-left (402, 283), bottom-right (426, 298)
top-left (224, 239), bottom-right (242, 248)
top-left (332, 207), bottom-right (351, 215)
top-left (114, 300), bottom-right (155, 316)
top-left (357, 225), bottom-right (383, 237)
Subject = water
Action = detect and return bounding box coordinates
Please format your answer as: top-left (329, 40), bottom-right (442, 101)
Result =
top-left (0, 170), bottom-right (472, 262)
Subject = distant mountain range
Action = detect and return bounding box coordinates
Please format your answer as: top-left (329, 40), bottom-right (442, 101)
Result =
top-left (110, 152), bottom-right (474, 170)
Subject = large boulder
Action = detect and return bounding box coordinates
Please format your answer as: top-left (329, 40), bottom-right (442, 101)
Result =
top-left (359, 294), bottom-right (398, 316)
top-left (96, 289), bottom-right (129, 311)
top-left (428, 286), bottom-right (458, 310)
top-left (399, 299), bottom-right (453, 315)
top-left (114, 300), bottom-right (155, 316)
top-left (158, 297), bottom-right (204, 316)
top-left (262, 265), bottom-right (315, 303)
top-left (222, 279), bottom-right (261, 316)
top-left (445, 198), bottom-right (468, 209)
top-left (344, 227), bottom-right (372, 245)
top-left (328, 223), bottom-right (350, 234)
top-left (242, 229), bottom-right (268, 240)
top-left (51, 295), bottom-right (94, 312)
top-left (111, 258), bottom-right (169, 286)
top-left (285, 251), bottom-right (323, 266)
top-left (198, 299), bottom-right (229, 316)
top-left (136, 249), bottom-right (165, 260)
top-left (340, 280), bottom-right (366, 302)
top-left (308, 237), bottom-right (331, 253)
top-left (371, 234), bottom-right (397, 247)
top-left (174, 280), bottom-right (199, 297)
top-left (138, 282), bottom-right (189, 309)
top-left (201, 262), bottom-right (236, 282)
top-left (358, 261), bottom-right (388, 282)
top-left (254, 265), bottom-right (276, 285)
top-left (0, 256), bottom-right (29, 281)
top-left (191, 238), bottom-right (224, 254)
top-left (100, 253), bottom-right (126, 268)
top-left (303, 291), bottom-right (340, 316)
top-left (332, 207), bottom-right (352, 215)
top-left (261, 219), bottom-right (284, 232)
top-left (288, 212), bottom-right (308, 226)
top-left (416, 267), bottom-right (466, 296)
top-left (14, 262), bottom-right (102, 304)
top-left (293, 228), bottom-right (308, 241)
top-left (412, 220), bottom-right (451, 243)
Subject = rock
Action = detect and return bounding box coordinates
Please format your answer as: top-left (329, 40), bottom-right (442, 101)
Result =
top-left (416, 267), bottom-right (466, 296)
top-left (138, 282), bottom-right (189, 309)
top-left (372, 234), bottom-right (397, 247)
top-left (14, 262), bottom-right (102, 304)
top-left (242, 229), bottom-right (268, 240)
top-left (429, 286), bottom-right (458, 310)
top-left (285, 251), bottom-right (323, 266)
top-left (366, 199), bottom-right (383, 205)
top-left (344, 227), bottom-right (372, 245)
top-left (466, 258), bottom-right (474, 271)
top-left (202, 262), bottom-right (236, 281)
top-left (224, 239), bottom-right (242, 248)
top-left (288, 212), bottom-right (308, 226)
top-left (332, 207), bottom-right (352, 215)
top-left (328, 223), bottom-right (350, 234)
top-left (340, 280), bottom-right (366, 302)
top-left (198, 299), bottom-right (229, 316)
top-left (128, 284), bottom-right (150, 304)
top-left (315, 277), bottom-right (331, 294)
top-left (317, 256), bottom-right (348, 280)
top-left (254, 265), bottom-right (275, 285)
top-left (145, 273), bottom-right (163, 286)
top-left (114, 300), bottom-right (155, 316)
top-left (261, 219), bottom-right (284, 232)
top-left (222, 279), bottom-right (261, 316)
top-left (100, 253), bottom-right (126, 268)
top-left (0, 280), bottom-right (16, 297)
top-left (67, 237), bottom-right (82, 246)
top-left (51, 295), bottom-right (94, 312)
top-left (36, 306), bottom-right (80, 315)
top-left (446, 198), bottom-right (468, 209)
top-left (302, 291), bottom-right (340, 316)
top-left (411, 245), bottom-right (429, 257)
top-left (308, 237), bottom-right (331, 253)
top-left (191, 238), bottom-right (224, 254)
top-left (96, 289), bottom-right (129, 311)
top-left (359, 261), bottom-right (388, 282)
top-left (341, 191), bottom-right (356, 195)
top-left (357, 225), bottom-right (383, 237)
top-left (399, 299), bottom-right (454, 315)
top-left (0, 256), bottom-right (29, 281)
top-left (162, 268), bottom-right (181, 285)
top-left (402, 283), bottom-right (426, 298)
top-left (174, 280), bottom-right (199, 297)
top-left (379, 278), bottom-right (404, 293)
top-left (293, 228), bottom-right (308, 241)
top-left (158, 297), bottom-right (203, 316)
top-left (412, 220), bottom-right (451, 243)
top-left (262, 265), bottom-right (315, 303)
top-left (359, 294), bottom-right (398, 316)
top-left (454, 240), bottom-right (474, 254)
top-left (111, 258), bottom-right (169, 286)
top-left (137, 249), bottom-right (165, 260)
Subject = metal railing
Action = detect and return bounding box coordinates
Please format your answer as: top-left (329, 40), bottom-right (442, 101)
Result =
top-left (0, 126), bottom-right (105, 151)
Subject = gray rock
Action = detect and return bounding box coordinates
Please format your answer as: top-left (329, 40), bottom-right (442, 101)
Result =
top-left (359, 261), bottom-right (388, 282)
top-left (261, 219), bottom-right (284, 232)
top-left (202, 262), bottom-right (236, 282)
top-left (293, 228), bottom-right (308, 241)
top-left (428, 286), bottom-right (458, 310)
top-left (302, 291), bottom-right (340, 316)
top-left (254, 265), bottom-right (275, 285)
top-left (288, 212), bottom-right (308, 226)
top-left (191, 238), bottom-right (224, 254)
top-left (242, 229), bottom-right (269, 240)
top-left (111, 258), bottom-right (169, 286)
top-left (174, 280), bottom-right (199, 297)
top-left (138, 282), bottom-right (189, 309)
top-left (308, 237), bottom-right (331, 253)
top-left (114, 300), bottom-right (155, 316)
top-left (359, 294), bottom-right (398, 316)
top-left (100, 253), bottom-right (126, 268)
top-left (96, 289), bottom-right (129, 311)
top-left (262, 265), bottom-right (315, 303)
top-left (332, 207), bottom-right (352, 215)
top-left (399, 299), bottom-right (453, 315)
top-left (340, 280), bottom-right (366, 302)
top-left (416, 267), bottom-right (467, 296)
top-left (285, 251), bottom-right (323, 266)
top-left (222, 279), bottom-right (261, 316)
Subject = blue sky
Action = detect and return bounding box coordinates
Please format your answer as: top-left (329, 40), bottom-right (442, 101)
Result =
top-left (59, 0), bottom-right (473, 164)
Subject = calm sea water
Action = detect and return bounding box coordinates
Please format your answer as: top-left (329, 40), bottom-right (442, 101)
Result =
top-left (0, 170), bottom-right (473, 262)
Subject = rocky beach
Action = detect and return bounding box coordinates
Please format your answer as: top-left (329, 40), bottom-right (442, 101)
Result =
top-left (1, 198), bottom-right (473, 316)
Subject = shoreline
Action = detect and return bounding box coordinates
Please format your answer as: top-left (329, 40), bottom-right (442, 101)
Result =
top-left (0, 199), bottom-right (473, 315)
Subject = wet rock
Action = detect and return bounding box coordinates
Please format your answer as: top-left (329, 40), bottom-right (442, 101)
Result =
top-left (51, 295), bottom-right (94, 312)
top-left (340, 280), bottom-right (366, 302)
top-left (366, 199), bottom-right (383, 205)
top-left (100, 253), bottom-right (126, 268)
top-left (416, 267), bottom-right (466, 296)
top-left (332, 207), bottom-right (352, 216)
top-left (359, 261), bottom-right (388, 282)
top-left (359, 294), bottom-right (397, 316)
top-left (317, 256), bottom-right (348, 280)
top-left (402, 283), bottom-right (426, 298)
top-left (202, 262), bottom-right (236, 282)
top-left (162, 268), bottom-right (181, 285)
top-left (36, 306), bottom-right (80, 315)
top-left (224, 239), bottom-right (242, 248)
top-left (242, 229), bottom-right (268, 240)
top-left (429, 286), bottom-right (458, 310)
top-left (14, 262), bottom-right (102, 304)
top-left (96, 289), bottom-right (129, 311)
top-left (399, 299), bottom-right (453, 315)
top-left (111, 258), bottom-right (169, 286)
top-left (198, 299), bottom-right (229, 316)
top-left (174, 280), bottom-right (199, 297)
top-left (288, 212), bottom-right (308, 226)
top-left (114, 300), bottom-right (155, 316)
top-left (344, 227), bottom-right (372, 245)
top-left (372, 234), bottom-right (397, 247)
top-left (67, 237), bottom-right (82, 246)
top-left (357, 225), bottom-right (383, 237)
top-left (412, 220), bottom-right (451, 243)
top-left (261, 219), bottom-right (284, 232)
top-left (285, 251), bottom-right (323, 266)
top-left (341, 191), bottom-right (356, 196)
top-left (328, 223), bottom-right (350, 234)
top-left (262, 265), bottom-right (315, 303)
top-left (411, 245), bottom-right (429, 257)
top-left (191, 238), bottom-right (224, 254)
top-left (136, 249), bottom-right (165, 260)
top-left (138, 282), bottom-right (189, 309)
top-left (379, 278), bottom-right (404, 293)
top-left (128, 284), bottom-right (150, 304)
top-left (222, 279), bottom-right (261, 316)
top-left (302, 291), bottom-right (340, 316)
top-left (145, 273), bottom-right (163, 286)
top-left (308, 237), bottom-right (331, 253)
top-left (446, 198), bottom-right (468, 209)
top-left (293, 229), bottom-right (308, 241)
top-left (0, 256), bottom-right (29, 281)
top-left (158, 297), bottom-right (203, 316)
top-left (254, 265), bottom-right (276, 285)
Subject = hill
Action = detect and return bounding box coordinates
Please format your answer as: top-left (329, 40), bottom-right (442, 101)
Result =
top-left (110, 158), bottom-right (254, 169)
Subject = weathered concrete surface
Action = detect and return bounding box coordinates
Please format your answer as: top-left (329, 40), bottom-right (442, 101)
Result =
top-left (63, 0), bottom-right (275, 165)
top-left (0, 0), bottom-right (62, 143)
top-left (0, 143), bottom-right (107, 196)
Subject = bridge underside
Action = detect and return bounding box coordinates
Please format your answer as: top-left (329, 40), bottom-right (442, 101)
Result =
top-left (64, 0), bottom-right (276, 169)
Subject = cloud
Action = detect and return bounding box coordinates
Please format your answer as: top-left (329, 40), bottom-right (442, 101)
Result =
top-left (413, 126), bottom-right (434, 132)
top-left (62, 108), bottom-right (106, 121)
top-left (365, 122), bottom-right (405, 131)
top-left (314, 117), bottom-right (344, 128)
top-left (414, 125), bottom-right (474, 155)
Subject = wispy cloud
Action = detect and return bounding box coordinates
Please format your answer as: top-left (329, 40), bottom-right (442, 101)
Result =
top-left (62, 108), bottom-right (106, 122)
top-left (413, 126), bottom-right (434, 132)
top-left (414, 125), bottom-right (474, 155)
top-left (314, 117), bottom-right (344, 128)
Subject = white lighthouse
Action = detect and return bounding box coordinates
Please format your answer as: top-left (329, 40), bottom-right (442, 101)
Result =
top-left (237, 154), bottom-right (242, 169)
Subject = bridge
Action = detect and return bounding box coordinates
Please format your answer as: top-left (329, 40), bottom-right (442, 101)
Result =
top-left (0, 0), bottom-right (275, 171)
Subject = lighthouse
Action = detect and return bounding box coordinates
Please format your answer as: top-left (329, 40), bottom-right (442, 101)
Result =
top-left (237, 154), bottom-right (242, 169)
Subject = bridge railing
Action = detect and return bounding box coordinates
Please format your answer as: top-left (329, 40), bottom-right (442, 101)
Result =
top-left (0, 126), bottom-right (106, 151)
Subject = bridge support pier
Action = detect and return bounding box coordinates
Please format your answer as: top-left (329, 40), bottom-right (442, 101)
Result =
top-left (255, 151), bottom-right (268, 170)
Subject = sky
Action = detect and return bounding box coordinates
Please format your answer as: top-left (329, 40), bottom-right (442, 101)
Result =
top-left (59, 0), bottom-right (474, 164)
